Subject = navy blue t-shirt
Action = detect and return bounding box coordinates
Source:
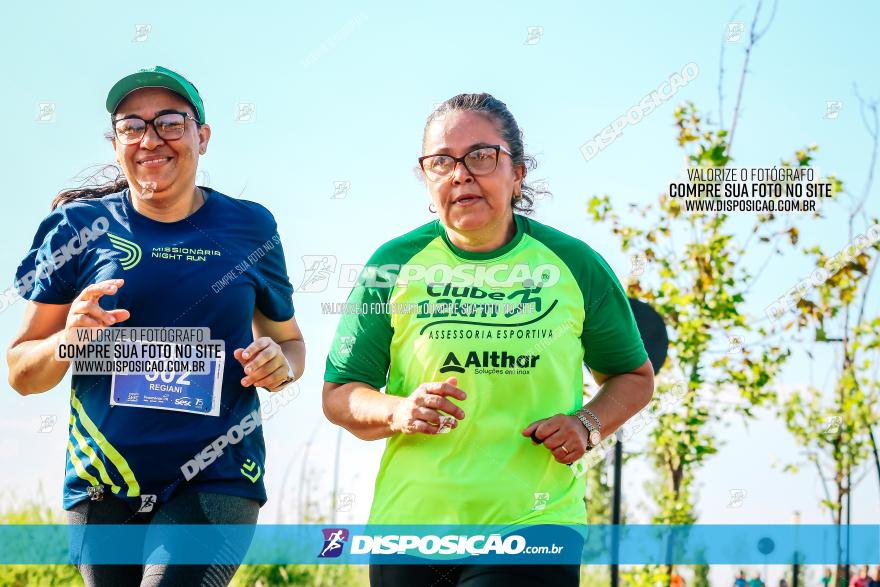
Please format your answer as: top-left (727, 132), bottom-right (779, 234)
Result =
top-left (14, 188), bottom-right (295, 510)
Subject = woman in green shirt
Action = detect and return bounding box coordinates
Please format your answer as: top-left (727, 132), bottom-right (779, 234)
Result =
top-left (323, 93), bottom-right (655, 587)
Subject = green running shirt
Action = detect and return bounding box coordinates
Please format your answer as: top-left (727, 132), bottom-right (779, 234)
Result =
top-left (325, 214), bottom-right (648, 524)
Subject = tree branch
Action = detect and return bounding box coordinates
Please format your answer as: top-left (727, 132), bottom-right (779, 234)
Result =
top-left (726, 0), bottom-right (778, 157)
top-left (851, 84), bottom-right (879, 224)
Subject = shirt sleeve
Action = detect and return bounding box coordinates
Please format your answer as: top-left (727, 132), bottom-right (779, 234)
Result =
top-left (581, 252), bottom-right (648, 375)
top-left (253, 229), bottom-right (295, 322)
top-left (324, 262), bottom-right (395, 390)
top-left (14, 208), bottom-right (81, 304)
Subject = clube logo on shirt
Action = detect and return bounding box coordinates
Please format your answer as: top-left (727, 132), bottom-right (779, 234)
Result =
top-left (439, 350), bottom-right (541, 375)
top-left (415, 281), bottom-right (558, 336)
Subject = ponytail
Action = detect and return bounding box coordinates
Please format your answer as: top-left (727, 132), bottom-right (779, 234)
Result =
top-left (51, 164), bottom-right (129, 210)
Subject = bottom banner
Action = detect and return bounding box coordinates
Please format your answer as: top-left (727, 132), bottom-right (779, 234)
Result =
top-left (0, 524), bottom-right (876, 565)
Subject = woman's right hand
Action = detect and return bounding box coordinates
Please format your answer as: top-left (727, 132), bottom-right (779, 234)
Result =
top-left (8, 279), bottom-right (131, 395)
top-left (63, 279), bottom-right (130, 341)
top-left (389, 376), bottom-right (467, 435)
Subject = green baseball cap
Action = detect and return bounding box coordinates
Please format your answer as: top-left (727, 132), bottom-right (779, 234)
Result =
top-left (106, 65), bottom-right (205, 124)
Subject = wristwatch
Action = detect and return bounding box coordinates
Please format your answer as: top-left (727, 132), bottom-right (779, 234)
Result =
top-left (573, 408), bottom-right (601, 450)
top-left (268, 362), bottom-right (296, 392)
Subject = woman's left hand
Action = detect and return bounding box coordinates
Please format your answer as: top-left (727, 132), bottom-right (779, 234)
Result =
top-left (234, 337), bottom-right (291, 391)
top-left (522, 415), bottom-right (591, 465)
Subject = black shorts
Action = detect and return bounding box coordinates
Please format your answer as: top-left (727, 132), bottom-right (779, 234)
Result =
top-left (369, 562), bottom-right (581, 586)
top-left (67, 490), bottom-right (259, 587)
top-left (369, 524), bottom-right (583, 586)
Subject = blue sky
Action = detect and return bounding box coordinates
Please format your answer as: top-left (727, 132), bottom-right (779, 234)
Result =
top-left (1, 1), bottom-right (878, 581)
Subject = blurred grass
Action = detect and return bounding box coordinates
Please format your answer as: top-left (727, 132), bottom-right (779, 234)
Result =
top-left (0, 493), bottom-right (84, 587)
top-left (0, 491), bottom-right (369, 586)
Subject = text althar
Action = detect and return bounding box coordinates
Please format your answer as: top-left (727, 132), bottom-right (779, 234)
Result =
top-left (441, 351), bottom-right (540, 372)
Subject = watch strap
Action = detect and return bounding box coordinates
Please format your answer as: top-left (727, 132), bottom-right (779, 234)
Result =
top-left (574, 409), bottom-right (599, 450)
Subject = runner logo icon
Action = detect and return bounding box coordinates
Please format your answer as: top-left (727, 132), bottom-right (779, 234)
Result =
top-left (319, 528), bottom-right (349, 558)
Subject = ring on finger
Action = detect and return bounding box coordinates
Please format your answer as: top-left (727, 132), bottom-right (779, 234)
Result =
top-left (561, 444), bottom-right (569, 454)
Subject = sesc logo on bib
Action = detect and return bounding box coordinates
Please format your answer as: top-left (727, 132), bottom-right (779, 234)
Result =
top-left (439, 350), bottom-right (540, 375)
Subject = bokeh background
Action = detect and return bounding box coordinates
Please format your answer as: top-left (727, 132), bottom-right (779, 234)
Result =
top-left (1, 1), bottom-right (878, 585)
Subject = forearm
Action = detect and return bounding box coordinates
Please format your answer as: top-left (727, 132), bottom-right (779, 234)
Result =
top-left (280, 339), bottom-right (305, 382)
top-left (323, 381), bottom-right (402, 441)
top-left (582, 370), bottom-right (654, 442)
top-left (7, 331), bottom-right (70, 395)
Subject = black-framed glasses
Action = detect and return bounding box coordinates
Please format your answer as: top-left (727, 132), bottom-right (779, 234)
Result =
top-left (419, 145), bottom-right (513, 181)
top-left (112, 110), bottom-right (199, 145)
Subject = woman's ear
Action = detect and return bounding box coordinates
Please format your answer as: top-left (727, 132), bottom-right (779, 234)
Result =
top-left (514, 163), bottom-right (526, 191)
top-left (110, 138), bottom-right (123, 167)
top-left (198, 124), bottom-right (212, 155)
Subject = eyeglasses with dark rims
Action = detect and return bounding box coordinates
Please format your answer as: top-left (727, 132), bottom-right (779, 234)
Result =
top-left (419, 145), bottom-right (513, 181)
top-left (112, 110), bottom-right (200, 145)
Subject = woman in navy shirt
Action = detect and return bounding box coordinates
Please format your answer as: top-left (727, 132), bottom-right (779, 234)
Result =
top-left (7, 66), bottom-right (305, 586)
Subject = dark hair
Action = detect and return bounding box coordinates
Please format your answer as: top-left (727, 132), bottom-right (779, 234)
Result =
top-left (423, 93), bottom-right (549, 215)
top-left (51, 165), bottom-right (129, 211)
top-left (50, 127), bottom-right (127, 210)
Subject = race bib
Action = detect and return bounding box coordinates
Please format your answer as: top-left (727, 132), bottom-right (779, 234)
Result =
top-left (110, 344), bottom-right (224, 416)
